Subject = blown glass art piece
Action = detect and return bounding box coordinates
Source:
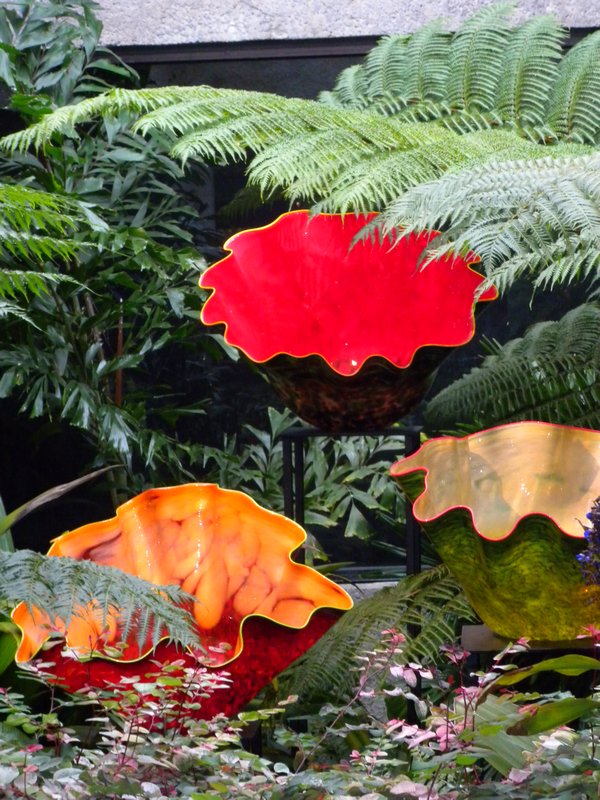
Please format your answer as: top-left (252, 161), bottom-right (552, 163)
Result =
top-left (199, 211), bottom-right (497, 432)
top-left (391, 422), bottom-right (600, 641)
top-left (13, 484), bottom-right (352, 718)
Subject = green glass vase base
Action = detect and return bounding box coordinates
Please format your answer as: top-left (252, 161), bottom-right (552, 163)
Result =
top-left (429, 511), bottom-right (599, 641)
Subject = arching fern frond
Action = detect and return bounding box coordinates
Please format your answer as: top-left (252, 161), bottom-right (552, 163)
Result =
top-left (496, 15), bottom-right (564, 128)
top-left (322, 25), bottom-right (449, 116)
top-left (0, 550), bottom-right (198, 653)
top-left (363, 34), bottom-right (410, 102)
top-left (280, 566), bottom-right (476, 702)
top-left (447, 3), bottom-right (512, 113)
top-left (321, 64), bottom-right (370, 109)
top-left (547, 30), bottom-right (600, 144)
top-left (396, 21), bottom-right (450, 105)
top-left (378, 150), bottom-right (599, 292)
top-left (425, 303), bottom-right (600, 433)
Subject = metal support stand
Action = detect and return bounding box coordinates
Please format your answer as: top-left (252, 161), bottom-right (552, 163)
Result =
top-left (280, 424), bottom-right (422, 574)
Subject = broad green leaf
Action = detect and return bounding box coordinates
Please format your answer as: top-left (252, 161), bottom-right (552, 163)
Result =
top-left (508, 697), bottom-right (600, 735)
top-left (0, 465), bottom-right (118, 537)
top-left (492, 655), bottom-right (600, 687)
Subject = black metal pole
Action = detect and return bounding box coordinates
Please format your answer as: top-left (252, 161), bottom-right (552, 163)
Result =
top-left (282, 436), bottom-right (294, 519)
top-left (404, 428), bottom-right (422, 576)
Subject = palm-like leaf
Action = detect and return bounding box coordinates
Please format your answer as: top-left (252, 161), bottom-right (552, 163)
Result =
top-left (0, 183), bottom-right (100, 275)
top-left (425, 303), bottom-right (600, 433)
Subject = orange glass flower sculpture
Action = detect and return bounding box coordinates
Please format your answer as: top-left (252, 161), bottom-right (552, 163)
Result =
top-left (13, 484), bottom-right (352, 718)
top-left (200, 211), bottom-right (497, 432)
top-left (391, 422), bottom-right (600, 641)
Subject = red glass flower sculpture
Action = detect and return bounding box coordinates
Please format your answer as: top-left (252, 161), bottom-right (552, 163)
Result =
top-left (13, 484), bottom-right (352, 718)
top-left (200, 211), bottom-right (497, 432)
top-left (391, 421), bottom-right (600, 640)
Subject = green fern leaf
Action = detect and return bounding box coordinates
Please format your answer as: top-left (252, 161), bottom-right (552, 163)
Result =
top-left (380, 148), bottom-right (598, 291)
top-left (425, 303), bottom-right (600, 432)
top-left (547, 30), bottom-right (600, 144)
top-left (447, 3), bottom-right (513, 113)
top-left (0, 550), bottom-right (198, 653)
top-left (322, 64), bottom-right (370, 109)
top-left (497, 16), bottom-right (565, 128)
top-left (280, 566), bottom-right (476, 702)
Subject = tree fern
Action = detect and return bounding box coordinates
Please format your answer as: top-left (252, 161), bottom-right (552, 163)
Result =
top-left (425, 304), bottom-right (600, 433)
top-left (0, 550), bottom-right (198, 653)
top-left (547, 30), bottom-right (600, 144)
top-left (378, 150), bottom-right (600, 292)
top-left (280, 566), bottom-right (476, 702)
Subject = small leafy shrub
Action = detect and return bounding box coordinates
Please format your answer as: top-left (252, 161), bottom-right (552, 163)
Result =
top-left (0, 630), bottom-right (598, 799)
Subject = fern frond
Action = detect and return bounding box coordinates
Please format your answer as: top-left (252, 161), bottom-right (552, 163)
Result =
top-left (363, 34), bottom-right (410, 101)
top-left (380, 149), bottom-right (599, 291)
top-left (425, 303), bottom-right (600, 433)
top-left (0, 550), bottom-right (198, 652)
top-left (322, 64), bottom-right (370, 109)
top-left (446, 3), bottom-right (512, 112)
top-left (280, 566), bottom-right (476, 702)
top-left (496, 16), bottom-right (564, 127)
top-left (396, 21), bottom-right (450, 104)
top-left (547, 30), bottom-right (600, 144)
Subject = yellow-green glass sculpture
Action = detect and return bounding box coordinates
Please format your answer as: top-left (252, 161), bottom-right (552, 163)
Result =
top-left (391, 422), bottom-right (600, 641)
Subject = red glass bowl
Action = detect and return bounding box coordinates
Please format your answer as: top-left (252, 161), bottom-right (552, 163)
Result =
top-left (13, 484), bottom-right (352, 718)
top-left (200, 211), bottom-right (497, 432)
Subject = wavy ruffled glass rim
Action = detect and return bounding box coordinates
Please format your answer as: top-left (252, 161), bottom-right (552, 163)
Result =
top-left (390, 420), bottom-right (600, 542)
top-left (199, 211), bottom-right (498, 378)
top-left (12, 484), bottom-right (353, 667)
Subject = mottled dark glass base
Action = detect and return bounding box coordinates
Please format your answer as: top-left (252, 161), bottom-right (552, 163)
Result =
top-left (264, 350), bottom-right (447, 433)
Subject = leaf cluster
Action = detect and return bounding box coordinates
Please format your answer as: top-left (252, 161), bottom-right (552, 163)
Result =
top-left (426, 303), bottom-right (600, 433)
top-left (203, 407), bottom-right (406, 548)
top-left (280, 565), bottom-right (475, 703)
top-left (0, 1), bottom-right (212, 494)
top-left (0, 0), bottom-right (136, 115)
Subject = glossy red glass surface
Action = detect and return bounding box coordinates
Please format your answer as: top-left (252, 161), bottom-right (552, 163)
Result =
top-left (200, 211), bottom-right (496, 431)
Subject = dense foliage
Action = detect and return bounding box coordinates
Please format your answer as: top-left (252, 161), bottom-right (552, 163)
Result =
top-left (1, 4), bottom-right (600, 799)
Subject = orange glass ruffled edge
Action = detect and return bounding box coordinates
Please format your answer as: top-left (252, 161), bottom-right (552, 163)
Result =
top-left (12, 483), bottom-right (353, 666)
top-left (198, 210), bottom-right (498, 378)
top-left (390, 420), bottom-right (594, 543)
